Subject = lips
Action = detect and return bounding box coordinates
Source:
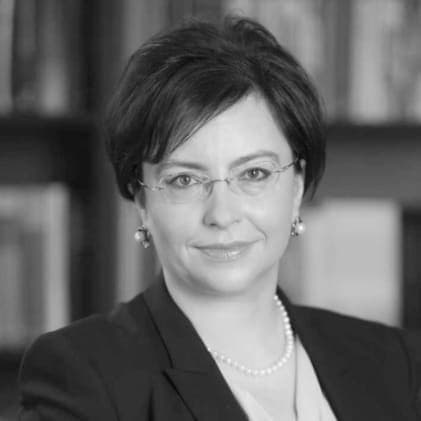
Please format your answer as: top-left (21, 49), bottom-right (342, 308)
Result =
top-left (193, 241), bottom-right (255, 262)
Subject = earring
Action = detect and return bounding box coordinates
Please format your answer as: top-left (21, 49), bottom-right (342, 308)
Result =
top-left (134, 225), bottom-right (151, 248)
top-left (291, 216), bottom-right (306, 237)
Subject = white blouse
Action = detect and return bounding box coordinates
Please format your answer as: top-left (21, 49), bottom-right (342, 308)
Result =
top-left (217, 338), bottom-right (337, 421)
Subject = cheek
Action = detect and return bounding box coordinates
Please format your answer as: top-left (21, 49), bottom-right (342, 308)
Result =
top-left (145, 200), bottom-right (195, 252)
top-left (253, 185), bottom-right (295, 230)
top-left (248, 191), bottom-right (295, 258)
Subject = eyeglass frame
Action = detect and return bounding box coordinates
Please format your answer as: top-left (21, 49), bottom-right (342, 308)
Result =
top-left (135, 157), bottom-right (303, 201)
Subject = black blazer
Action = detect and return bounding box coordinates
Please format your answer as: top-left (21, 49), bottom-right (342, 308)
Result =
top-left (19, 278), bottom-right (421, 420)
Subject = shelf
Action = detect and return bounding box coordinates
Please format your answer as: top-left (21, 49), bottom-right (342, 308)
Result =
top-left (0, 113), bottom-right (107, 323)
top-left (327, 121), bottom-right (421, 141)
top-left (0, 113), bottom-right (94, 133)
top-left (0, 114), bottom-right (98, 188)
top-left (315, 122), bottom-right (421, 205)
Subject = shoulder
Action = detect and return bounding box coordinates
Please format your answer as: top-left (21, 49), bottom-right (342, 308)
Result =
top-left (295, 304), bottom-right (405, 343)
top-left (294, 304), bottom-right (420, 360)
top-left (22, 292), bottom-right (169, 382)
top-left (294, 304), bottom-right (421, 410)
top-left (19, 292), bottom-right (170, 420)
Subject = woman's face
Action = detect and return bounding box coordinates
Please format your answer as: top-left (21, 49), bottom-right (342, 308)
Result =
top-left (136, 93), bottom-right (304, 299)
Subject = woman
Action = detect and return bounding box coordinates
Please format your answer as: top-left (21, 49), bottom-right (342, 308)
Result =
top-left (19, 17), bottom-right (420, 420)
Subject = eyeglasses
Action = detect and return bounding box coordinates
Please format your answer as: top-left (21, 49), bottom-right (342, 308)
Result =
top-left (137, 158), bottom-right (300, 203)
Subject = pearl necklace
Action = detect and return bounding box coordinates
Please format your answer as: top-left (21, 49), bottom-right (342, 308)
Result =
top-left (206, 295), bottom-right (294, 377)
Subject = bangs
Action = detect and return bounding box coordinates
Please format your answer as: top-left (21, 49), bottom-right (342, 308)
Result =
top-left (137, 62), bottom-right (254, 165)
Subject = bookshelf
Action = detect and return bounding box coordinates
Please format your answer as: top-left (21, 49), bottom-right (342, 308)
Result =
top-left (0, 116), bottom-right (97, 332)
top-left (0, 1), bottom-right (120, 416)
top-left (0, 0), bottom-right (420, 419)
top-left (113, 0), bottom-right (421, 326)
top-left (296, 123), bottom-right (421, 328)
top-left (321, 123), bottom-right (421, 204)
top-left (0, 114), bottom-right (109, 419)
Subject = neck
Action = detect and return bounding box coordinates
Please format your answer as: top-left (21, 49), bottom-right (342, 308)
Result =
top-left (163, 268), bottom-right (286, 367)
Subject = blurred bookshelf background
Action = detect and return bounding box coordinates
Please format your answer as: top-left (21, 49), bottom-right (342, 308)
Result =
top-left (0, 0), bottom-right (420, 419)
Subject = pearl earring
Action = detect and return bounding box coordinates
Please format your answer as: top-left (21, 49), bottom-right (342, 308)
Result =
top-left (291, 216), bottom-right (305, 237)
top-left (134, 225), bottom-right (151, 248)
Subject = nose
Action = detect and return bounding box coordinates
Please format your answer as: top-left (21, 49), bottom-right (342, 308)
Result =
top-left (202, 181), bottom-right (241, 229)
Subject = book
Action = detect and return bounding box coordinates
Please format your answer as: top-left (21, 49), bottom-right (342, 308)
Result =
top-left (0, 0), bottom-right (15, 113)
top-left (11, 0), bottom-right (85, 114)
top-left (11, 0), bottom-right (37, 112)
top-left (280, 199), bottom-right (402, 326)
top-left (0, 184), bottom-right (70, 348)
top-left (35, 0), bottom-right (84, 115)
top-left (0, 216), bottom-right (24, 346)
top-left (348, 0), bottom-right (421, 122)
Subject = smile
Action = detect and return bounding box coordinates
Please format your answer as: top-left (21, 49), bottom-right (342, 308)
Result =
top-left (194, 242), bottom-right (255, 262)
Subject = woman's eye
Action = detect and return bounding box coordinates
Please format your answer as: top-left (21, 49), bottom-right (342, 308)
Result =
top-left (242, 167), bottom-right (270, 181)
top-left (167, 174), bottom-right (198, 188)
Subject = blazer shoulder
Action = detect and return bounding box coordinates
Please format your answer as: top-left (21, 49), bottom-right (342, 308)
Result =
top-left (295, 305), bottom-right (421, 387)
top-left (19, 294), bottom-right (172, 420)
top-left (21, 292), bottom-right (170, 390)
top-left (295, 304), bottom-right (402, 337)
top-left (294, 304), bottom-right (416, 363)
top-left (293, 305), bottom-right (421, 414)
top-left (19, 320), bottom-right (120, 420)
top-left (402, 329), bottom-right (421, 414)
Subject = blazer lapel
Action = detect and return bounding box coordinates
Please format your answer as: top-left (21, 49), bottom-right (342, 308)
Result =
top-left (143, 278), bottom-right (248, 421)
top-left (282, 291), bottom-right (412, 421)
top-left (141, 280), bottom-right (412, 420)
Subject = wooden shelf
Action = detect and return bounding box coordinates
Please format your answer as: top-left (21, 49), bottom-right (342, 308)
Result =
top-left (314, 122), bottom-right (421, 205)
top-left (0, 113), bottom-right (94, 131)
top-left (0, 112), bottom-right (107, 324)
top-left (327, 121), bottom-right (421, 141)
top-left (0, 114), bottom-right (97, 188)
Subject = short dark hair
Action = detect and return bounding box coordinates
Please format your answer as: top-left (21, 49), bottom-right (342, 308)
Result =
top-left (105, 16), bottom-right (326, 201)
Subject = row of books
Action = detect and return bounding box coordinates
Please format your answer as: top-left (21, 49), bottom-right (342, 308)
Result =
top-left (116, 198), bottom-right (405, 326)
top-left (224, 0), bottom-right (421, 122)
top-left (0, 0), bottom-right (84, 116)
top-left (0, 184), bottom-right (69, 348)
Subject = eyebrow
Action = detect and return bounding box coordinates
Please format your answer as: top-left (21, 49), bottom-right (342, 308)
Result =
top-left (157, 151), bottom-right (281, 172)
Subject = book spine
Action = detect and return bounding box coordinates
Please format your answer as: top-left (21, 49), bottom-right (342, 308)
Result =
top-left (0, 0), bottom-right (15, 113)
top-left (348, 0), bottom-right (421, 122)
top-left (11, 0), bottom-right (37, 112)
top-left (0, 217), bottom-right (25, 347)
top-left (0, 185), bottom-right (71, 347)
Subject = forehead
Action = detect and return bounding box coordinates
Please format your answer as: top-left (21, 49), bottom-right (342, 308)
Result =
top-left (148, 93), bottom-right (293, 176)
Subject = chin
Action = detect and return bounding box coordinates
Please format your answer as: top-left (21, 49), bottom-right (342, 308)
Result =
top-left (187, 264), bottom-right (271, 297)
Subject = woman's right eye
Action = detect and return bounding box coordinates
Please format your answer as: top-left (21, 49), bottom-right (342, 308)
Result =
top-left (165, 174), bottom-right (199, 188)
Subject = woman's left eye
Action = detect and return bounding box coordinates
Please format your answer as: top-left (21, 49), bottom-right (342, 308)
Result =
top-left (242, 167), bottom-right (271, 181)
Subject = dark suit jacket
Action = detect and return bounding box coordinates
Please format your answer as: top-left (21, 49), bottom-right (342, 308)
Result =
top-left (19, 278), bottom-right (421, 420)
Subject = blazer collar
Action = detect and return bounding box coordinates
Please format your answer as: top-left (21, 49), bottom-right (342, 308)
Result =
top-left (142, 278), bottom-right (411, 421)
top-left (143, 277), bottom-right (248, 420)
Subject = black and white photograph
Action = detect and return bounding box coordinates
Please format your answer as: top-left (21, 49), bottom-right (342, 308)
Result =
top-left (0, 1), bottom-right (421, 420)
